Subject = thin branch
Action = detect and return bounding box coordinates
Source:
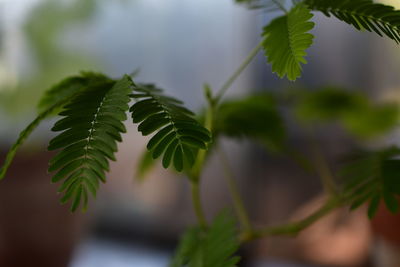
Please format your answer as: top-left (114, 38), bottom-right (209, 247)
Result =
top-left (244, 197), bottom-right (342, 241)
top-left (191, 180), bottom-right (208, 229)
top-left (310, 135), bottom-right (338, 196)
top-left (218, 145), bottom-right (253, 233)
top-left (214, 40), bottom-right (264, 105)
top-left (272, 0), bottom-right (288, 13)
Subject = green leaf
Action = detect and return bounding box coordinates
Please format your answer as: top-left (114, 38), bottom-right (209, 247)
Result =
top-left (48, 75), bottom-right (133, 212)
top-left (262, 3), bottom-right (315, 81)
top-left (304, 0), bottom-right (400, 43)
top-left (170, 212), bottom-right (240, 267)
top-left (130, 84), bottom-right (211, 172)
top-left (38, 71), bottom-right (112, 112)
top-left (214, 93), bottom-right (286, 152)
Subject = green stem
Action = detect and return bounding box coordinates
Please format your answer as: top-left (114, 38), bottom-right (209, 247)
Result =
top-left (245, 197), bottom-right (342, 241)
top-left (214, 40), bottom-right (264, 105)
top-left (188, 85), bottom-right (216, 228)
top-left (310, 137), bottom-right (338, 196)
top-left (218, 146), bottom-right (253, 233)
top-left (272, 0), bottom-right (288, 13)
top-left (191, 179), bottom-right (208, 229)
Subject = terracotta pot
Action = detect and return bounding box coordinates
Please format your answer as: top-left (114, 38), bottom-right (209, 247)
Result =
top-left (370, 200), bottom-right (400, 266)
top-left (371, 200), bottom-right (400, 246)
top-left (0, 147), bottom-right (81, 267)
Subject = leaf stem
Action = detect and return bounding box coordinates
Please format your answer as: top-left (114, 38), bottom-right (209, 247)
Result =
top-left (214, 40), bottom-right (264, 105)
top-left (0, 96), bottom-right (74, 180)
top-left (217, 145), bottom-right (253, 234)
top-left (272, 0), bottom-right (288, 14)
top-left (188, 85), bottom-right (216, 229)
top-left (244, 197), bottom-right (342, 241)
top-left (310, 136), bottom-right (338, 196)
top-left (191, 179), bottom-right (208, 229)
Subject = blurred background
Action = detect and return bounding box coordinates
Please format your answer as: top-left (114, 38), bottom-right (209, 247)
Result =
top-left (1, 0), bottom-right (400, 266)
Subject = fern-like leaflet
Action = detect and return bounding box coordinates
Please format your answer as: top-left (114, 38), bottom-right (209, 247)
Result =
top-left (304, 0), bottom-right (400, 43)
top-left (0, 73), bottom-right (108, 180)
top-left (130, 84), bottom-right (211, 172)
top-left (48, 75), bottom-right (133, 212)
top-left (262, 3), bottom-right (315, 81)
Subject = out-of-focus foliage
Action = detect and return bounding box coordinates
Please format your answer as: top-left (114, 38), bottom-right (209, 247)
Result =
top-left (294, 87), bottom-right (399, 138)
top-left (262, 4), bottom-right (315, 81)
top-left (170, 212), bottom-right (240, 267)
top-left (214, 93), bottom-right (286, 151)
top-left (341, 146), bottom-right (400, 218)
top-left (0, 0), bottom-right (98, 115)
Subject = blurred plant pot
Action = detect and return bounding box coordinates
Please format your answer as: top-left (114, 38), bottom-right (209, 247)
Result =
top-left (0, 146), bottom-right (82, 267)
top-left (370, 200), bottom-right (400, 266)
top-left (371, 200), bottom-right (400, 245)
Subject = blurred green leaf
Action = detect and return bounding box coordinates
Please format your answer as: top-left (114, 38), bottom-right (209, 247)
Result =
top-left (170, 212), bottom-right (240, 267)
top-left (295, 87), bottom-right (399, 138)
top-left (214, 93), bottom-right (286, 152)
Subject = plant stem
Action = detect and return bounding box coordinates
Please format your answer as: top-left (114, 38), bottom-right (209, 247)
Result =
top-left (214, 40), bottom-right (264, 104)
top-left (188, 85), bottom-right (216, 229)
top-left (310, 137), bottom-right (338, 196)
top-left (245, 197), bottom-right (342, 241)
top-left (218, 146), bottom-right (253, 233)
top-left (272, 0), bottom-right (288, 13)
top-left (191, 179), bottom-right (208, 229)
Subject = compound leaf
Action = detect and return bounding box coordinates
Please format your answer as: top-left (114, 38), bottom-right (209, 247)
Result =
top-left (304, 0), bottom-right (400, 43)
top-left (48, 75), bottom-right (133, 212)
top-left (130, 84), bottom-right (211, 172)
top-left (262, 3), bottom-right (315, 81)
